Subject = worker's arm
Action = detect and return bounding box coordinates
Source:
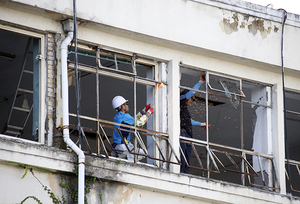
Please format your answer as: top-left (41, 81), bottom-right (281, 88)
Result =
top-left (191, 119), bottom-right (209, 128)
top-left (183, 74), bottom-right (206, 100)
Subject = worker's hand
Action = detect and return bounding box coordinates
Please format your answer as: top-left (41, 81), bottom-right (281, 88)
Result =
top-left (200, 74), bottom-right (206, 83)
top-left (147, 107), bottom-right (154, 116)
top-left (143, 104), bottom-right (151, 113)
top-left (201, 123), bottom-right (210, 129)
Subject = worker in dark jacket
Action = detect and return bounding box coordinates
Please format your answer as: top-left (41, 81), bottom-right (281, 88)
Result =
top-left (180, 74), bottom-right (208, 173)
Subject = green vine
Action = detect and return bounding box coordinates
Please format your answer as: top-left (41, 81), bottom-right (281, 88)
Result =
top-left (18, 164), bottom-right (65, 204)
top-left (60, 176), bottom-right (102, 204)
top-left (20, 196), bottom-right (42, 204)
top-left (44, 186), bottom-right (66, 204)
top-left (15, 163), bottom-right (103, 204)
top-left (99, 188), bottom-right (103, 204)
top-left (20, 164), bottom-right (29, 179)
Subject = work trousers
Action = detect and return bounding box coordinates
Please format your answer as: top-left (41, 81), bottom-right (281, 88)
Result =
top-left (115, 142), bottom-right (145, 161)
top-left (180, 129), bottom-right (192, 173)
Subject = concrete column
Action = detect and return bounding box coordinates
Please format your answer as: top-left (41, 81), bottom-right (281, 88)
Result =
top-left (46, 33), bottom-right (56, 146)
top-left (157, 62), bottom-right (168, 168)
top-left (273, 83), bottom-right (286, 194)
top-left (168, 60), bottom-right (180, 173)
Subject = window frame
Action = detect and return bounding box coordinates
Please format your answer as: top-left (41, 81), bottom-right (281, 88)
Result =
top-left (0, 24), bottom-right (46, 144)
top-left (67, 44), bottom-right (177, 166)
top-left (179, 65), bottom-right (277, 190)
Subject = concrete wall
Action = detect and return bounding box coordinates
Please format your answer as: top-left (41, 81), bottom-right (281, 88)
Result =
top-left (1, 0), bottom-right (300, 203)
top-left (1, 135), bottom-right (299, 204)
top-left (8, 0), bottom-right (300, 72)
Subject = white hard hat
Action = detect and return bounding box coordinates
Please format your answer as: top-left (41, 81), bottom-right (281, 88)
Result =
top-left (112, 96), bottom-right (128, 109)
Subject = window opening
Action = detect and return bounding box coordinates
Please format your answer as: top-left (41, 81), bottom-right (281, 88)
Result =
top-left (179, 66), bottom-right (277, 191)
top-left (284, 91), bottom-right (300, 196)
top-left (1, 29), bottom-right (41, 142)
top-left (67, 45), bottom-right (179, 167)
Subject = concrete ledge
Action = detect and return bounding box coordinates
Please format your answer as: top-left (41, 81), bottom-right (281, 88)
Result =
top-left (0, 135), bottom-right (76, 172)
top-left (1, 135), bottom-right (299, 204)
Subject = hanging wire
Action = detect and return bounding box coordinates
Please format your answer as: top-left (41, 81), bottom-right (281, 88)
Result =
top-left (73, 0), bottom-right (82, 148)
top-left (278, 8), bottom-right (291, 194)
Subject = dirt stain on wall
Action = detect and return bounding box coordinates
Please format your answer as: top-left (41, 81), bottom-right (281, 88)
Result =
top-left (108, 185), bottom-right (133, 204)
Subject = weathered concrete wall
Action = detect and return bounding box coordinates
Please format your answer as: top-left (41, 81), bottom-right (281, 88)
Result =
top-left (0, 162), bottom-right (66, 203)
top-left (0, 0), bottom-right (300, 203)
top-left (8, 0), bottom-right (300, 72)
top-left (1, 136), bottom-right (299, 204)
top-left (0, 161), bottom-right (214, 204)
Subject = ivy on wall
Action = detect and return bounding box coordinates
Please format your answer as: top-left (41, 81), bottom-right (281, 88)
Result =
top-left (11, 163), bottom-right (103, 204)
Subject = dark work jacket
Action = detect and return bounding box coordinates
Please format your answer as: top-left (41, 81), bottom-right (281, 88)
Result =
top-left (180, 98), bottom-right (193, 137)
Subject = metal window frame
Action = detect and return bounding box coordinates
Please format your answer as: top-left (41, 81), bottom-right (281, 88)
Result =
top-left (285, 159), bottom-right (300, 193)
top-left (67, 46), bottom-right (177, 166)
top-left (207, 72), bottom-right (246, 98)
top-left (285, 106), bottom-right (300, 193)
top-left (179, 66), bottom-right (278, 190)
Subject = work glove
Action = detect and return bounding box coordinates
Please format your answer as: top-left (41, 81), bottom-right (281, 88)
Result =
top-left (200, 74), bottom-right (206, 83)
top-left (201, 123), bottom-right (210, 129)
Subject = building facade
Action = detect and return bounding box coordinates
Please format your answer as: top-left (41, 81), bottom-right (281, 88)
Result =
top-left (1, 0), bottom-right (300, 203)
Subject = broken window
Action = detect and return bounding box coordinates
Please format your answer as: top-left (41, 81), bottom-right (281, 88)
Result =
top-left (179, 66), bottom-right (278, 190)
top-left (0, 29), bottom-right (43, 142)
top-left (67, 45), bottom-right (178, 167)
top-left (285, 90), bottom-right (300, 196)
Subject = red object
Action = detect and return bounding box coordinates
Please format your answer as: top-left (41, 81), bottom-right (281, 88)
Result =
top-left (203, 124), bottom-right (210, 129)
top-left (200, 74), bottom-right (206, 82)
top-left (145, 104), bottom-right (151, 111)
top-left (148, 107), bottom-right (154, 115)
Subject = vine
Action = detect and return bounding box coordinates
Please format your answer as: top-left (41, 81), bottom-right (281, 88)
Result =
top-left (99, 188), bottom-right (103, 204)
top-left (60, 175), bottom-right (102, 204)
top-left (19, 164), bottom-right (29, 179)
top-left (16, 163), bottom-right (103, 204)
top-left (20, 196), bottom-right (42, 204)
top-left (18, 164), bottom-right (65, 204)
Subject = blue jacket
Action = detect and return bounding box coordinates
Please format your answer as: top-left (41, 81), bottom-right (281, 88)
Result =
top-left (113, 112), bottom-right (135, 144)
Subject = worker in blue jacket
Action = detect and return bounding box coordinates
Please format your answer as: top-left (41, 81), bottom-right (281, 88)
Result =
top-left (111, 95), bottom-right (153, 161)
top-left (180, 74), bottom-right (208, 173)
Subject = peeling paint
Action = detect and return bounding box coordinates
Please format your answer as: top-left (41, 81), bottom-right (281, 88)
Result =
top-left (248, 19), bottom-right (273, 39)
top-left (220, 11), bottom-right (279, 39)
top-left (64, 7), bottom-right (73, 16)
top-left (219, 19), bottom-right (238, 35)
top-left (108, 185), bottom-right (133, 204)
top-left (248, 19), bottom-right (264, 35)
top-left (240, 22), bottom-right (245, 29)
top-left (47, 172), bottom-right (61, 197)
